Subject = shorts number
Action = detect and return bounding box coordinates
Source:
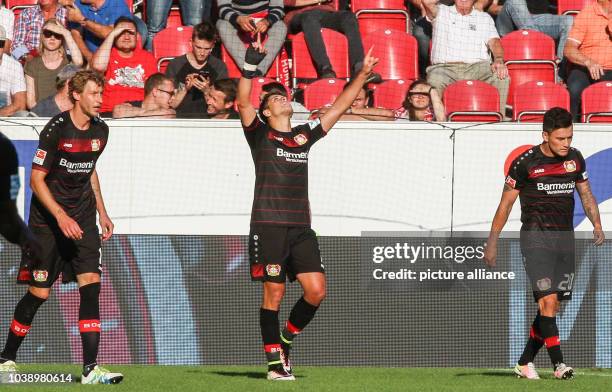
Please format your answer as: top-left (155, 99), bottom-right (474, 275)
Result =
top-left (558, 273), bottom-right (575, 291)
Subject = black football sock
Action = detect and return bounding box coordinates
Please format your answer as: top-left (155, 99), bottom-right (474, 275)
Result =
top-left (539, 315), bottom-right (564, 368)
top-left (518, 311), bottom-right (544, 365)
top-left (79, 283), bottom-right (101, 375)
top-left (281, 297), bottom-right (319, 345)
top-left (260, 308), bottom-right (281, 370)
top-left (1, 291), bottom-right (46, 361)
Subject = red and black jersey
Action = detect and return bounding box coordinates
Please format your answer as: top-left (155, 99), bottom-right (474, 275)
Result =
top-left (30, 111), bottom-right (108, 227)
top-left (505, 145), bottom-right (588, 231)
top-left (243, 116), bottom-right (326, 227)
top-left (0, 132), bottom-right (19, 203)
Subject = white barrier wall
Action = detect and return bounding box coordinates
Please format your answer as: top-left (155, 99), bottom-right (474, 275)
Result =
top-left (3, 118), bottom-right (612, 235)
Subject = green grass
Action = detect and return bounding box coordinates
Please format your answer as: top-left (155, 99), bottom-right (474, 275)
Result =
top-left (2, 365), bottom-right (611, 391)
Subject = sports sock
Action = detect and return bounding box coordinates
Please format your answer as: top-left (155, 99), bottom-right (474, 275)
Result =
top-left (260, 308), bottom-right (281, 370)
top-left (79, 283), bottom-right (101, 375)
top-left (539, 315), bottom-right (564, 368)
top-left (518, 311), bottom-right (544, 365)
top-left (1, 291), bottom-right (46, 361)
top-left (281, 297), bottom-right (319, 345)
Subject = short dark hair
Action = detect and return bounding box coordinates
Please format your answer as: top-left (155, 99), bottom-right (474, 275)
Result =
top-left (262, 81), bottom-right (288, 96)
top-left (212, 78), bottom-right (237, 103)
top-left (192, 20), bottom-right (218, 42)
top-left (114, 16), bottom-right (136, 29)
top-left (145, 73), bottom-right (174, 96)
top-left (543, 107), bottom-right (573, 133)
top-left (259, 91), bottom-right (286, 122)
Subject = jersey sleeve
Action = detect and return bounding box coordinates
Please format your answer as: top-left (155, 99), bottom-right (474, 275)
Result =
top-left (505, 157), bottom-right (528, 190)
top-left (301, 118), bottom-right (326, 148)
top-left (32, 121), bottom-right (60, 173)
top-left (0, 137), bottom-right (19, 202)
top-left (243, 116), bottom-right (265, 150)
top-left (575, 149), bottom-right (588, 183)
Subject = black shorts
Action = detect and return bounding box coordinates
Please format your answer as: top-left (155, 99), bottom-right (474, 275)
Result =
top-left (249, 226), bottom-right (325, 283)
top-left (521, 246), bottom-right (575, 302)
top-left (18, 223), bottom-right (102, 288)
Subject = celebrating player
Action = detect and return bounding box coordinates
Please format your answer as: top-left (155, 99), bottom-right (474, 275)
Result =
top-left (237, 36), bottom-right (378, 381)
top-left (484, 107), bottom-right (604, 380)
top-left (0, 70), bottom-right (123, 384)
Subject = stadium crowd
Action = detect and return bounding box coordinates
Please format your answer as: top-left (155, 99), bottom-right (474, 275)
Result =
top-left (0, 0), bottom-right (610, 121)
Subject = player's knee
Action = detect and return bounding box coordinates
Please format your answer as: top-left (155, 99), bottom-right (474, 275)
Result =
top-left (28, 286), bottom-right (51, 301)
top-left (304, 286), bottom-right (326, 306)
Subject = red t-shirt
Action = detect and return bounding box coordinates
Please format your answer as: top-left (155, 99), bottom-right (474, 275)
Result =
top-left (100, 48), bottom-right (157, 112)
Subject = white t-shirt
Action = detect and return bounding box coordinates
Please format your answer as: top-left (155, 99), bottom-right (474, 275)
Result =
top-left (0, 54), bottom-right (26, 107)
top-left (0, 6), bottom-right (14, 41)
top-left (430, 5), bottom-right (499, 64)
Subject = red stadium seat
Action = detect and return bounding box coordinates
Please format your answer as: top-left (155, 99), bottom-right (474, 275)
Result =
top-left (303, 78), bottom-right (346, 111)
top-left (501, 30), bottom-right (557, 108)
top-left (361, 29), bottom-right (418, 81)
top-left (443, 80), bottom-right (502, 122)
top-left (513, 81), bottom-right (570, 122)
top-left (220, 43), bottom-right (283, 80)
top-left (372, 79), bottom-right (411, 109)
top-left (352, 0), bottom-right (409, 34)
top-left (7, 0), bottom-right (36, 17)
top-left (249, 77), bottom-right (290, 109)
top-left (557, 0), bottom-right (590, 15)
top-left (291, 29), bottom-right (349, 88)
top-left (581, 82), bottom-right (612, 123)
top-left (152, 26), bottom-right (193, 72)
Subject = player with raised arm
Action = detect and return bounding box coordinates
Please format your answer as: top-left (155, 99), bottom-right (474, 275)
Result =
top-left (237, 35), bottom-right (378, 381)
top-left (0, 70), bottom-right (122, 384)
top-left (484, 107), bottom-right (604, 380)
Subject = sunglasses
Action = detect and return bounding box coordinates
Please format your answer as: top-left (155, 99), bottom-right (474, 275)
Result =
top-left (157, 88), bottom-right (175, 97)
top-left (409, 91), bottom-right (430, 98)
top-left (42, 30), bottom-right (63, 40)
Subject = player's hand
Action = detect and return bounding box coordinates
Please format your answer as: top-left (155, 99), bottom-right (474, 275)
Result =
top-left (254, 19), bottom-right (270, 34)
top-left (237, 15), bottom-right (256, 33)
top-left (20, 229), bottom-right (43, 263)
top-left (491, 59), bottom-right (508, 79)
top-left (483, 241), bottom-right (497, 268)
top-left (358, 47), bottom-right (379, 79)
top-left (56, 213), bottom-right (83, 240)
top-left (585, 60), bottom-right (604, 80)
top-left (99, 213), bottom-right (114, 241)
top-left (593, 227), bottom-right (605, 246)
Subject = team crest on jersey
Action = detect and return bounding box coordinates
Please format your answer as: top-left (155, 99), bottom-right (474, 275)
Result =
top-left (563, 160), bottom-right (576, 172)
top-left (266, 264), bottom-right (281, 277)
top-left (537, 277), bottom-right (551, 291)
top-left (91, 139), bottom-right (101, 152)
top-left (33, 270), bottom-right (48, 282)
top-left (294, 134), bottom-right (308, 146)
top-left (33, 149), bottom-right (47, 165)
top-left (505, 175), bottom-right (516, 188)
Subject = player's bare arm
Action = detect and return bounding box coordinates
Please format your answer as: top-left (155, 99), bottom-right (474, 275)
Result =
top-left (237, 35), bottom-right (267, 127)
top-left (30, 169), bottom-right (83, 240)
top-left (319, 47), bottom-right (379, 132)
top-left (576, 180), bottom-right (605, 245)
top-left (484, 183), bottom-right (520, 267)
top-left (90, 169), bottom-right (113, 241)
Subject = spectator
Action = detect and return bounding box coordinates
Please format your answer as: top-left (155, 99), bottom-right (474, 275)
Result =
top-left (564, 0), bottom-right (612, 118)
top-left (61, 0), bottom-right (147, 63)
top-left (314, 85), bottom-right (395, 121)
top-left (91, 17), bottom-right (157, 115)
top-left (393, 79), bottom-right (446, 121)
top-left (283, 0), bottom-right (381, 82)
top-left (166, 21), bottom-right (228, 118)
top-left (146, 0), bottom-right (211, 50)
top-left (489, 0), bottom-right (573, 61)
top-left (30, 63), bottom-right (79, 116)
top-left (0, 26), bottom-right (27, 116)
top-left (0, 1), bottom-right (14, 53)
top-left (113, 73), bottom-right (177, 118)
top-left (204, 78), bottom-right (239, 119)
top-left (216, 0), bottom-right (286, 76)
top-left (12, 0), bottom-right (67, 62)
top-left (25, 19), bottom-right (83, 109)
top-left (423, 0), bottom-right (510, 113)
top-left (259, 81), bottom-right (309, 120)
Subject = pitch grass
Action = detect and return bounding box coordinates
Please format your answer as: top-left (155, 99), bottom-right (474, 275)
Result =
top-left (2, 365), bottom-right (611, 391)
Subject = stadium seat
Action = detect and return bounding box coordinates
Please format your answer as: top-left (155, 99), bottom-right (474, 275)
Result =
top-left (220, 43), bottom-right (283, 80)
top-left (581, 82), bottom-right (612, 123)
top-left (248, 77), bottom-right (290, 109)
top-left (501, 30), bottom-right (557, 108)
top-left (513, 81), bottom-right (570, 122)
top-left (557, 0), bottom-right (590, 15)
top-left (291, 29), bottom-right (349, 88)
top-left (303, 78), bottom-right (346, 111)
top-left (6, 0), bottom-right (36, 16)
top-left (152, 26), bottom-right (193, 72)
top-left (443, 80), bottom-right (502, 122)
top-left (372, 79), bottom-right (411, 109)
top-left (352, 0), bottom-right (409, 34)
top-left (361, 29), bottom-right (418, 81)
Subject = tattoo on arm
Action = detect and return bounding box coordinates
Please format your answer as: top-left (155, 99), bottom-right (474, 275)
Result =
top-left (580, 182), bottom-right (601, 225)
top-left (503, 184), bottom-right (513, 192)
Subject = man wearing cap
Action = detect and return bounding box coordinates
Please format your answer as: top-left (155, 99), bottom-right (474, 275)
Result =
top-left (0, 25), bottom-right (27, 117)
top-left (31, 63), bottom-right (80, 117)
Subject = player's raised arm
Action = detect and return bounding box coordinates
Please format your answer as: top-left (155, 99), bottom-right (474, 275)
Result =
top-left (484, 183), bottom-right (520, 267)
top-left (319, 47), bottom-right (379, 132)
top-left (237, 35), bottom-right (267, 127)
top-left (576, 180), bottom-right (605, 245)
